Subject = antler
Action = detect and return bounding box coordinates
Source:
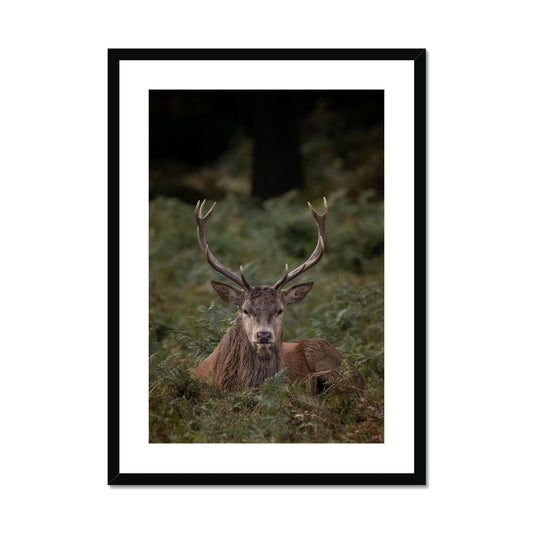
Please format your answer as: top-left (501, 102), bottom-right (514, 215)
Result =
top-left (273, 197), bottom-right (328, 290)
top-left (195, 200), bottom-right (252, 290)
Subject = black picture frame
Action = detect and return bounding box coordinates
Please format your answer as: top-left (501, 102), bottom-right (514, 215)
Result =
top-left (108, 48), bottom-right (426, 485)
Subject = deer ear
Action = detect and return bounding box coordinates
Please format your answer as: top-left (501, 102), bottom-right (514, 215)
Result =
top-left (211, 280), bottom-right (244, 306)
top-left (282, 281), bottom-right (314, 306)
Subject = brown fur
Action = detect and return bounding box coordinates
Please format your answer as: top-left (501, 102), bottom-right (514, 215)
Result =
top-left (194, 319), bottom-right (365, 393)
top-left (195, 315), bottom-right (282, 390)
top-left (284, 339), bottom-right (366, 393)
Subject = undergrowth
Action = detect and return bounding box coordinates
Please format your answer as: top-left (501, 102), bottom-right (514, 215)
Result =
top-left (149, 191), bottom-right (384, 443)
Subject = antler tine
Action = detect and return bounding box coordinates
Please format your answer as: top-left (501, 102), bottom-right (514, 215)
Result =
top-left (195, 199), bottom-right (252, 290)
top-left (273, 197), bottom-right (328, 290)
top-left (275, 264), bottom-right (289, 288)
top-left (239, 265), bottom-right (252, 291)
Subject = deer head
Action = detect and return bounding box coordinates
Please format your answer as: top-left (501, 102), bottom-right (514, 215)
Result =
top-left (195, 198), bottom-right (327, 356)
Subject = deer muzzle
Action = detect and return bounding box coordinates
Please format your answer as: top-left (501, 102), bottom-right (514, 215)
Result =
top-left (256, 331), bottom-right (272, 344)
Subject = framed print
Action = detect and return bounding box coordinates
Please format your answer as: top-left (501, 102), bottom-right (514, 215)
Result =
top-left (108, 49), bottom-right (426, 485)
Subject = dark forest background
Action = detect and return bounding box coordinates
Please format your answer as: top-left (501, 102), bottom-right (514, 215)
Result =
top-left (149, 90), bottom-right (383, 202)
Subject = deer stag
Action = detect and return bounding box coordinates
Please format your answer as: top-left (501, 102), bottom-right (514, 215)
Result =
top-left (193, 197), bottom-right (365, 393)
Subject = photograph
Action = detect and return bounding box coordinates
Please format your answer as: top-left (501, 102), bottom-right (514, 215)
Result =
top-left (148, 90), bottom-right (385, 444)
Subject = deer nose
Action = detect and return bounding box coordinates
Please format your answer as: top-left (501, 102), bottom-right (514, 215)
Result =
top-left (257, 331), bottom-right (272, 343)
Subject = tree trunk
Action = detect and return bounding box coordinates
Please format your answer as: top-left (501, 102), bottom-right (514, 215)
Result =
top-left (252, 92), bottom-right (304, 200)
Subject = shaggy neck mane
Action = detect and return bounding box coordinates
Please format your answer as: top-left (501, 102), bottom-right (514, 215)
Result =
top-left (212, 315), bottom-right (282, 391)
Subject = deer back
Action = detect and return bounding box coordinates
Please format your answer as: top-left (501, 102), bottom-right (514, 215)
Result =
top-left (282, 340), bottom-right (366, 392)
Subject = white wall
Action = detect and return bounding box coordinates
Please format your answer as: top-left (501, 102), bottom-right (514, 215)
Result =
top-left (1, 2), bottom-right (532, 532)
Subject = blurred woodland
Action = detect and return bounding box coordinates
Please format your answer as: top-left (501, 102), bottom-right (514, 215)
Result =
top-left (149, 90), bottom-right (383, 201)
top-left (149, 91), bottom-right (385, 443)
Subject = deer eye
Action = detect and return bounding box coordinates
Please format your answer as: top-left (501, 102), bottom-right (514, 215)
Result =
top-left (276, 309), bottom-right (283, 316)
top-left (242, 309), bottom-right (250, 316)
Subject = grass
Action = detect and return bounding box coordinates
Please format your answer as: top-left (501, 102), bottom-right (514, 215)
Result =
top-left (149, 190), bottom-right (384, 443)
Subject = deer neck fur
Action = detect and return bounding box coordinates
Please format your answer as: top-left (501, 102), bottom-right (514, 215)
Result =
top-left (212, 315), bottom-right (282, 391)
